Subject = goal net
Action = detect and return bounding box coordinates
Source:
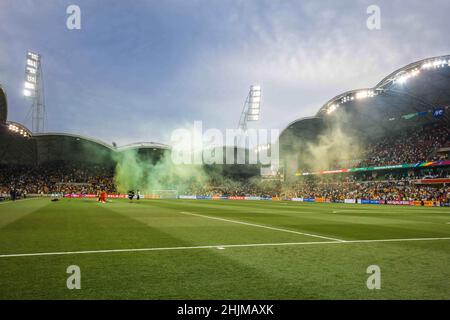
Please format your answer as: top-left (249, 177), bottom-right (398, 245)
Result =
top-left (152, 190), bottom-right (178, 199)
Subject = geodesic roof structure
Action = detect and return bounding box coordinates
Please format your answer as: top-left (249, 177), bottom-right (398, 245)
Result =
top-left (280, 55), bottom-right (450, 146)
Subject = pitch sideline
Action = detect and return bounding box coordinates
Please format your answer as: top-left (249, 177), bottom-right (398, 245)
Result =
top-left (1, 237), bottom-right (450, 258)
top-left (178, 211), bottom-right (346, 242)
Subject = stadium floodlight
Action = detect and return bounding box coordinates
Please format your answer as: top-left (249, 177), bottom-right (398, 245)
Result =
top-left (24, 81), bottom-right (35, 90)
top-left (27, 52), bottom-right (39, 60)
top-left (26, 75), bottom-right (36, 83)
top-left (421, 59), bottom-right (449, 70)
top-left (327, 104), bottom-right (338, 114)
top-left (23, 89), bottom-right (32, 97)
top-left (23, 51), bottom-right (46, 133)
top-left (355, 90), bottom-right (375, 100)
top-left (394, 68), bottom-right (420, 85)
top-left (247, 85), bottom-right (261, 121)
top-left (26, 66), bottom-right (37, 74)
top-left (27, 59), bottom-right (37, 68)
top-left (247, 108), bottom-right (260, 115)
top-left (250, 85), bottom-right (261, 93)
top-left (247, 115), bottom-right (259, 121)
top-left (341, 95), bottom-right (354, 103)
top-left (238, 85), bottom-right (262, 131)
top-left (6, 121), bottom-right (31, 138)
top-left (356, 91), bottom-right (368, 99)
top-left (397, 75), bottom-right (408, 84)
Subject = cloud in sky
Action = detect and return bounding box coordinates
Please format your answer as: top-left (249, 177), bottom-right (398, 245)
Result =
top-left (0, 0), bottom-right (449, 146)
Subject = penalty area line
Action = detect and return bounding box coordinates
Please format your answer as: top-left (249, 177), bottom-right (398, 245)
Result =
top-left (1, 237), bottom-right (450, 258)
top-left (179, 211), bottom-right (345, 242)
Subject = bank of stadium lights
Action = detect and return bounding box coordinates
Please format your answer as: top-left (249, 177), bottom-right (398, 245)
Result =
top-left (325, 58), bottom-right (450, 115)
top-left (8, 124), bottom-right (30, 138)
top-left (23, 52), bottom-right (39, 97)
top-left (394, 59), bottom-right (450, 85)
top-left (394, 68), bottom-right (420, 85)
top-left (355, 90), bottom-right (375, 100)
top-left (421, 58), bottom-right (450, 70)
top-left (246, 85), bottom-right (261, 122)
top-left (238, 85), bottom-right (261, 131)
top-left (23, 51), bottom-right (46, 133)
top-left (326, 90), bottom-right (376, 114)
top-left (326, 104), bottom-right (338, 114)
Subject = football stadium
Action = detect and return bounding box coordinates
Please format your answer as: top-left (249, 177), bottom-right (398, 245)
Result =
top-left (0, 53), bottom-right (449, 301)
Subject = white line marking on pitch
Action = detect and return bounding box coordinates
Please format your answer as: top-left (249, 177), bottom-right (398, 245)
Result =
top-left (178, 211), bottom-right (344, 242)
top-left (332, 209), bottom-right (373, 213)
top-left (0, 198), bottom-right (43, 205)
top-left (1, 237), bottom-right (450, 258)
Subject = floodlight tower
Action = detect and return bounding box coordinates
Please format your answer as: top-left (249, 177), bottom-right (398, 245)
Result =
top-left (23, 51), bottom-right (46, 133)
top-left (238, 85), bottom-right (261, 131)
top-left (235, 85), bottom-right (261, 163)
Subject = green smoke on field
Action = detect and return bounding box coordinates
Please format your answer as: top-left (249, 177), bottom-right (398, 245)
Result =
top-left (113, 124), bottom-right (267, 195)
top-left (113, 144), bottom-right (266, 195)
top-left (306, 125), bottom-right (362, 172)
top-left (113, 149), bottom-right (209, 194)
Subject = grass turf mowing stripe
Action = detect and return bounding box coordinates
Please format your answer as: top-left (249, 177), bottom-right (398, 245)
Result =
top-left (0, 198), bottom-right (43, 205)
top-left (178, 211), bottom-right (346, 242)
top-left (1, 237), bottom-right (450, 258)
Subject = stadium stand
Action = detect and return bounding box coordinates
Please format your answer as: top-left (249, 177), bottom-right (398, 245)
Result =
top-left (1, 56), bottom-right (449, 204)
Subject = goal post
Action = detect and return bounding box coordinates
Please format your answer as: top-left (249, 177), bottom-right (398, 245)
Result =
top-left (151, 190), bottom-right (178, 199)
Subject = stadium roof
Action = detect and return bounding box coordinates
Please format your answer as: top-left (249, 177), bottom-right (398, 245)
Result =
top-left (32, 133), bottom-right (115, 164)
top-left (0, 90), bottom-right (171, 164)
top-left (280, 55), bottom-right (450, 142)
top-left (0, 83), bottom-right (171, 164)
top-left (279, 117), bottom-right (325, 153)
top-left (117, 142), bottom-right (171, 151)
top-left (0, 85), bottom-right (7, 123)
top-left (5, 121), bottom-right (32, 137)
top-left (33, 132), bottom-right (115, 150)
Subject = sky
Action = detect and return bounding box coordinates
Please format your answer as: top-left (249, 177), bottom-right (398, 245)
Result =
top-left (0, 0), bottom-right (449, 146)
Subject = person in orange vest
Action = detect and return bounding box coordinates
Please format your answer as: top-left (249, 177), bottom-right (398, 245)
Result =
top-left (100, 190), bottom-right (107, 203)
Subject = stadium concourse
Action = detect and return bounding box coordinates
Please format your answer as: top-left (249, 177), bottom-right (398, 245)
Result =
top-left (0, 56), bottom-right (450, 206)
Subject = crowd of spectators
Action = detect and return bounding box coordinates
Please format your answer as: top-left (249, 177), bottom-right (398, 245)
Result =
top-left (1, 119), bottom-right (449, 203)
top-left (181, 179), bottom-right (282, 198)
top-left (175, 168), bottom-right (450, 202)
top-left (281, 167), bottom-right (450, 201)
top-left (282, 180), bottom-right (449, 202)
top-left (1, 163), bottom-right (448, 202)
top-left (324, 121), bottom-right (449, 171)
top-left (0, 162), bottom-right (116, 196)
top-left (358, 122), bottom-right (449, 167)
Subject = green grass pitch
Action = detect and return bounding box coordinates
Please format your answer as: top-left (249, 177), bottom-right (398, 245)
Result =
top-left (0, 198), bottom-right (449, 299)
